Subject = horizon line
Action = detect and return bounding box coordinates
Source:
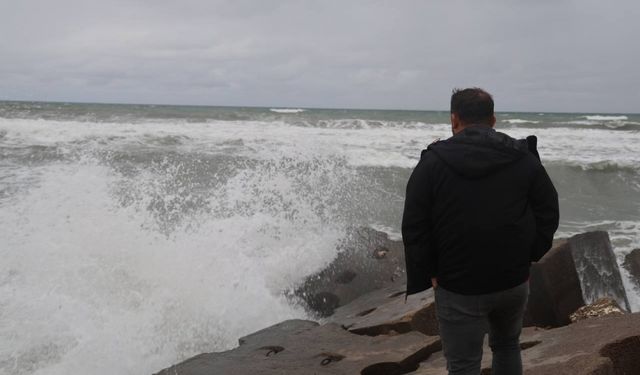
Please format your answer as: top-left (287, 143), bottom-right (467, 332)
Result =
top-left (0, 98), bottom-right (637, 116)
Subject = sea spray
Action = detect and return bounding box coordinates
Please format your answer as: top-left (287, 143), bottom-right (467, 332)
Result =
top-left (0, 153), bottom-right (359, 374)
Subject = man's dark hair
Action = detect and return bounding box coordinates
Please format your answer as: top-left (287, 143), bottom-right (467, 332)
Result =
top-left (450, 88), bottom-right (494, 125)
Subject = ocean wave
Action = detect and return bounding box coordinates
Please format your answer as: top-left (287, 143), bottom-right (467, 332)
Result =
top-left (550, 160), bottom-right (640, 173)
top-left (292, 119), bottom-right (444, 130)
top-left (503, 119), bottom-right (540, 124)
top-left (2, 117), bottom-right (639, 171)
top-left (539, 119), bottom-right (640, 130)
top-left (269, 108), bottom-right (306, 114)
top-left (584, 115), bottom-right (628, 121)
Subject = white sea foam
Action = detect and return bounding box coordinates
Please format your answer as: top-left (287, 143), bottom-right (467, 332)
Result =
top-left (0, 155), bottom-right (353, 374)
top-left (563, 120), bottom-right (640, 129)
top-left (1, 117), bottom-right (638, 171)
top-left (584, 115), bottom-right (628, 121)
top-left (269, 108), bottom-right (306, 114)
top-left (503, 119), bottom-right (540, 124)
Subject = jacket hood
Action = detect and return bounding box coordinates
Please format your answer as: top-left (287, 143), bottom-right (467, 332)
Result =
top-left (427, 125), bottom-right (529, 179)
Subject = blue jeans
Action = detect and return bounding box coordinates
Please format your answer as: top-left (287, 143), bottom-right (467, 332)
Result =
top-left (434, 281), bottom-right (529, 375)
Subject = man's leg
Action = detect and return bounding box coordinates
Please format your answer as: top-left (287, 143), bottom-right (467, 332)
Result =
top-left (435, 286), bottom-right (488, 375)
top-left (487, 281), bottom-right (529, 375)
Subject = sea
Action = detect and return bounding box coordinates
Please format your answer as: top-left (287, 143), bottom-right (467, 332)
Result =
top-left (1, 101), bottom-right (639, 374)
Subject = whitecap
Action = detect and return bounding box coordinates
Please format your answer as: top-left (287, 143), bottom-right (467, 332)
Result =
top-left (584, 115), bottom-right (628, 121)
top-left (503, 119), bottom-right (540, 124)
top-left (269, 108), bottom-right (306, 114)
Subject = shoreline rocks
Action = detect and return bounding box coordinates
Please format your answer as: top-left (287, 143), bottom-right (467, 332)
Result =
top-left (154, 229), bottom-right (640, 375)
top-left (155, 320), bottom-right (442, 375)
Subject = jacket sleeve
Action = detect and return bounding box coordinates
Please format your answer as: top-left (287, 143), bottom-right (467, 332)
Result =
top-left (528, 161), bottom-right (560, 262)
top-left (402, 157), bottom-right (435, 295)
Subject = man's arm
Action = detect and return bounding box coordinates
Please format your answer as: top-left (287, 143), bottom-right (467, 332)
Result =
top-left (528, 162), bottom-right (560, 262)
top-left (402, 158), bottom-right (436, 295)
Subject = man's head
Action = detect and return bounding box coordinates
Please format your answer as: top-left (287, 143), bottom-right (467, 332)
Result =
top-left (450, 88), bottom-right (496, 135)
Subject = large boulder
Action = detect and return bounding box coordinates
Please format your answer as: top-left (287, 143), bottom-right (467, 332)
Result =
top-left (525, 231), bottom-right (630, 327)
top-left (570, 232), bottom-right (630, 311)
top-left (294, 227), bottom-right (406, 316)
top-left (154, 319), bottom-right (442, 375)
top-left (525, 238), bottom-right (585, 327)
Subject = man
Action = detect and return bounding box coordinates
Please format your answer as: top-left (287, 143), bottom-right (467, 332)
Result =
top-left (402, 88), bottom-right (559, 375)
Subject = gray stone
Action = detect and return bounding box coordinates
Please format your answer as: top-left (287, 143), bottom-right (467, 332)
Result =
top-left (154, 319), bottom-right (442, 375)
top-left (569, 231), bottom-right (630, 311)
top-left (329, 284), bottom-right (438, 337)
top-left (525, 238), bottom-right (585, 327)
top-left (295, 227), bottom-right (406, 316)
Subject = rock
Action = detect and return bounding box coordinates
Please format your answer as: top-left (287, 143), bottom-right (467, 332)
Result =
top-left (410, 313), bottom-right (640, 375)
top-left (525, 238), bottom-right (585, 327)
top-left (570, 232), bottom-right (630, 311)
top-left (329, 284), bottom-right (438, 337)
top-left (569, 297), bottom-right (625, 323)
top-left (525, 231), bottom-right (630, 328)
top-left (295, 227), bottom-right (406, 316)
top-left (623, 248), bottom-right (640, 288)
top-left (153, 319), bottom-right (442, 375)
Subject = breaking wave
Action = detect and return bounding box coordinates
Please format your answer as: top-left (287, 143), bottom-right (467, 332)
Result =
top-left (269, 108), bottom-right (306, 114)
top-left (0, 148), bottom-right (369, 374)
top-left (584, 115), bottom-right (628, 121)
top-left (503, 119), bottom-right (540, 124)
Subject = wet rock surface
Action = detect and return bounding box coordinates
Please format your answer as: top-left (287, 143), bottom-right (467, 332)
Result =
top-left (623, 248), bottom-right (640, 288)
top-left (154, 319), bottom-right (441, 375)
top-left (569, 232), bottom-right (630, 311)
top-left (294, 227), bottom-right (406, 316)
top-left (328, 284), bottom-right (438, 337)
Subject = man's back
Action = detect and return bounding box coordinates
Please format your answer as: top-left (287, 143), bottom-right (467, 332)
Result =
top-left (403, 125), bottom-right (558, 295)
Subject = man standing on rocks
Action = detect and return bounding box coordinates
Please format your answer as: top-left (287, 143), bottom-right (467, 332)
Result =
top-left (402, 88), bottom-right (559, 375)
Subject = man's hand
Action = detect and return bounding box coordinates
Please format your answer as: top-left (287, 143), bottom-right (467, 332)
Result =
top-left (431, 277), bottom-right (438, 289)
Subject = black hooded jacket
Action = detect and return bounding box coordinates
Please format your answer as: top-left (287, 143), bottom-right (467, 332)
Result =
top-left (402, 125), bottom-right (559, 295)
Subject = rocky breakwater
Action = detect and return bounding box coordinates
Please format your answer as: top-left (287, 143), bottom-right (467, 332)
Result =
top-left (154, 229), bottom-right (640, 375)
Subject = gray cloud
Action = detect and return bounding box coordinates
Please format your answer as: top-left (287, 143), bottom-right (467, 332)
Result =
top-left (1, 0), bottom-right (639, 112)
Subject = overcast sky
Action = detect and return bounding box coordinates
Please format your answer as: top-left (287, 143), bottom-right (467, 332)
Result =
top-left (1, 1), bottom-right (639, 112)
